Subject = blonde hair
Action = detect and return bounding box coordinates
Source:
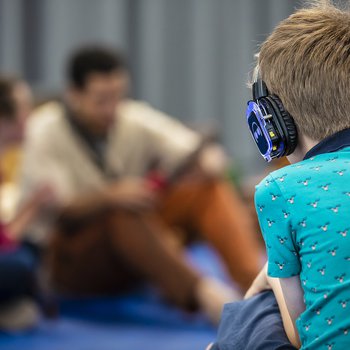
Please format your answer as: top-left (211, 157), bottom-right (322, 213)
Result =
top-left (257, 0), bottom-right (350, 140)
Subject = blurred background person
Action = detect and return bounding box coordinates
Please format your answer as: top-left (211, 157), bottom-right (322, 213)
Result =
top-left (0, 76), bottom-right (53, 331)
top-left (19, 46), bottom-right (263, 324)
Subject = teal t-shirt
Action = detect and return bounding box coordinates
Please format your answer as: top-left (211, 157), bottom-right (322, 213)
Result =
top-left (255, 148), bottom-right (350, 350)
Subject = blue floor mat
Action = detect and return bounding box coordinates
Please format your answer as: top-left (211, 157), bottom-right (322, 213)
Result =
top-left (0, 318), bottom-right (216, 350)
top-left (0, 244), bottom-right (227, 350)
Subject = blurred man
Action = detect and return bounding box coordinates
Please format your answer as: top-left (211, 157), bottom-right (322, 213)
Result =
top-left (20, 47), bottom-right (262, 323)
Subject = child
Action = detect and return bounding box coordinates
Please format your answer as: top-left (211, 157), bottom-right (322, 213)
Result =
top-left (0, 76), bottom-right (55, 330)
top-left (244, 1), bottom-right (350, 349)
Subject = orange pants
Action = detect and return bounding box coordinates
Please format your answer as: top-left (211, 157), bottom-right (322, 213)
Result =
top-left (49, 179), bottom-right (262, 310)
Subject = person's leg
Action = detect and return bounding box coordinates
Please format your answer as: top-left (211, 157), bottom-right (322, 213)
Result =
top-left (159, 179), bottom-right (262, 291)
top-left (210, 291), bottom-right (296, 350)
top-left (49, 208), bottom-right (236, 322)
top-left (107, 210), bottom-right (240, 322)
top-left (105, 210), bottom-right (201, 310)
top-left (48, 213), bottom-right (142, 296)
top-left (0, 247), bottom-right (37, 301)
top-left (49, 210), bottom-right (207, 309)
top-left (0, 247), bottom-right (40, 330)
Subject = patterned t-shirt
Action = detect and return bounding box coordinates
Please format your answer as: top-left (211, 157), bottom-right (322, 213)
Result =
top-left (255, 148), bottom-right (350, 350)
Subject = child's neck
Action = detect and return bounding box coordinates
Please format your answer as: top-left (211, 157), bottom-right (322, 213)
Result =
top-left (287, 134), bottom-right (319, 164)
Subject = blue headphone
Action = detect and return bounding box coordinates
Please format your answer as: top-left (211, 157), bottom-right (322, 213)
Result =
top-left (246, 79), bottom-right (298, 162)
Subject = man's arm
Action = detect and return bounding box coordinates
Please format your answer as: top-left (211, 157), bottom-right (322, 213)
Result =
top-left (59, 178), bottom-right (156, 221)
top-left (21, 120), bottom-right (156, 221)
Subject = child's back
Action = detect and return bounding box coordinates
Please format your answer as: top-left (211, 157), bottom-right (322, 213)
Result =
top-left (256, 143), bottom-right (350, 349)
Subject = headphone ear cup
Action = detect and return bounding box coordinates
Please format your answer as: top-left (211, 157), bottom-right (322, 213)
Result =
top-left (268, 95), bottom-right (298, 156)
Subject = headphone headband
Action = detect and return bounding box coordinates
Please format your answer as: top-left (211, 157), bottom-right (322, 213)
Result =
top-left (252, 79), bottom-right (268, 100)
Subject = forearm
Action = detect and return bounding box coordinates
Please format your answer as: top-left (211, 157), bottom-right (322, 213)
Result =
top-left (9, 193), bottom-right (49, 240)
top-left (8, 205), bottom-right (39, 240)
top-left (60, 188), bottom-right (112, 221)
top-left (58, 178), bottom-right (155, 222)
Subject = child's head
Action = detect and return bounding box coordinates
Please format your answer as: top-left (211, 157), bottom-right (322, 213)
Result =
top-left (0, 76), bottom-right (32, 149)
top-left (257, 0), bottom-right (350, 141)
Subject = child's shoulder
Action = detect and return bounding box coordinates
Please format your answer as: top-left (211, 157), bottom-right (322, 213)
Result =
top-left (260, 151), bottom-right (348, 187)
top-left (257, 158), bottom-right (312, 190)
top-left (256, 153), bottom-right (345, 200)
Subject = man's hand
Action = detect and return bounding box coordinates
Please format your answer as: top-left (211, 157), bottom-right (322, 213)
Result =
top-left (176, 144), bottom-right (228, 183)
top-left (31, 184), bottom-right (59, 208)
top-left (244, 263), bottom-right (271, 299)
top-left (105, 178), bottom-right (157, 210)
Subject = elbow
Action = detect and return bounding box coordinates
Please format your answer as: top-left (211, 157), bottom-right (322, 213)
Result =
top-left (290, 338), bottom-right (301, 349)
top-left (293, 338), bottom-right (301, 349)
top-left (286, 329), bottom-right (301, 349)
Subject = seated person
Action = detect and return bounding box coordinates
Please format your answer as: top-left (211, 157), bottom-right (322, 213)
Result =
top-left (0, 76), bottom-right (52, 330)
top-left (18, 46), bottom-right (263, 323)
top-left (212, 1), bottom-right (350, 348)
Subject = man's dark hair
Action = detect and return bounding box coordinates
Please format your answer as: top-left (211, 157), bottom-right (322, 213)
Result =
top-left (67, 46), bottom-right (127, 89)
top-left (0, 76), bottom-right (17, 120)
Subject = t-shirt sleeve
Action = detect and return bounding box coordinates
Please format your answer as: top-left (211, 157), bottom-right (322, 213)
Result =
top-left (255, 174), bottom-right (301, 278)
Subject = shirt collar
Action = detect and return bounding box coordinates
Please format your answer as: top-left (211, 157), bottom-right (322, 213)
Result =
top-left (304, 128), bottom-right (350, 160)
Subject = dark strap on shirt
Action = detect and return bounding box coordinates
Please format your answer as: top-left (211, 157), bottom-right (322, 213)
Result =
top-left (64, 106), bottom-right (119, 180)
